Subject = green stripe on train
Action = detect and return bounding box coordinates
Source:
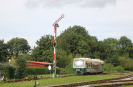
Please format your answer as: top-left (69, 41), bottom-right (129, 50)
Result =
top-left (73, 68), bottom-right (86, 72)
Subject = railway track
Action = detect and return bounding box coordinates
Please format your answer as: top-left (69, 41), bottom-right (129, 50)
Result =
top-left (46, 73), bottom-right (133, 87)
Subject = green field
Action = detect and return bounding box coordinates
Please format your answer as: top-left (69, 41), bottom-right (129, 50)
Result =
top-left (0, 73), bottom-right (126, 87)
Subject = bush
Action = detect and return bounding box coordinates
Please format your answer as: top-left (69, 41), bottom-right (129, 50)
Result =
top-left (26, 67), bottom-right (54, 75)
top-left (104, 63), bottom-right (115, 73)
top-left (0, 65), bottom-right (7, 71)
top-left (5, 66), bottom-right (16, 80)
top-left (65, 63), bottom-right (73, 74)
top-left (114, 66), bottom-right (125, 72)
top-left (56, 68), bottom-right (65, 74)
top-left (26, 67), bottom-right (66, 75)
top-left (15, 55), bottom-right (28, 79)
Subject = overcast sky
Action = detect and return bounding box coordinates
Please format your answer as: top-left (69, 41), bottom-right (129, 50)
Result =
top-left (0, 0), bottom-right (133, 49)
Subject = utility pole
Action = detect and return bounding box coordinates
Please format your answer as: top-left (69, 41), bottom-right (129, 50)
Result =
top-left (52, 14), bottom-right (65, 78)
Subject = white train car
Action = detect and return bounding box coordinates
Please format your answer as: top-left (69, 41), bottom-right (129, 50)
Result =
top-left (73, 58), bottom-right (104, 75)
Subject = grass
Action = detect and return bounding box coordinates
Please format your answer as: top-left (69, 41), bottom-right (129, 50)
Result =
top-left (0, 74), bottom-right (124, 87)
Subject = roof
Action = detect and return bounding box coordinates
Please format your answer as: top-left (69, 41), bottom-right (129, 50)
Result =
top-left (0, 63), bottom-right (10, 66)
top-left (27, 61), bottom-right (54, 65)
top-left (74, 58), bottom-right (104, 63)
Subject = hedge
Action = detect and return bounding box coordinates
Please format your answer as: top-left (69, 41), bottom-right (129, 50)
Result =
top-left (26, 67), bottom-right (66, 75)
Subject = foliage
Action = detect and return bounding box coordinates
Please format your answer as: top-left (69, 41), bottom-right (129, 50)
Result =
top-left (15, 55), bottom-right (28, 79)
top-left (0, 65), bottom-right (7, 71)
top-left (56, 49), bottom-right (68, 68)
top-left (118, 56), bottom-right (133, 70)
top-left (104, 62), bottom-right (115, 73)
top-left (0, 40), bottom-right (9, 62)
top-left (105, 55), bottom-right (119, 67)
top-left (27, 67), bottom-right (47, 75)
top-left (26, 67), bottom-right (66, 75)
top-left (5, 66), bottom-right (16, 80)
top-left (57, 25), bottom-right (91, 56)
top-left (2, 25), bottom-right (133, 72)
top-left (65, 63), bottom-right (73, 74)
top-left (114, 66), bottom-right (125, 72)
top-left (7, 37), bottom-right (30, 57)
top-left (56, 68), bottom-right (65, 74)
top-left (103, 38), bottom-right (119, 50)
top-left (31, 35), bottom-right (53, 62)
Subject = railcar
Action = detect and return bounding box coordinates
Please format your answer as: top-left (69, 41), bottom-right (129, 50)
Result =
top-left (73, 58), bottom-right (104, 75)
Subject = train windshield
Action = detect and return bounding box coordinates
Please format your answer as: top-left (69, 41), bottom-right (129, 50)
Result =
top-left (74, 60), bottom-right (84, 67)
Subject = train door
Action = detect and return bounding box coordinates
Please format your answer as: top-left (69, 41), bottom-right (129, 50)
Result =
top-left (87, 63), bottom-right (90, 69)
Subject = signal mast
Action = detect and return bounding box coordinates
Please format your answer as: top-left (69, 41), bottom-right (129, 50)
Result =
top-left (52, 14), bottom-right (65, 78)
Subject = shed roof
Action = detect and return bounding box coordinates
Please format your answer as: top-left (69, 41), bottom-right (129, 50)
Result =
top-left (27, 61), bottom-right (54, 65)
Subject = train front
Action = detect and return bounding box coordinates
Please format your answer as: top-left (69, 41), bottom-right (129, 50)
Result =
top-left (73, 58), bottom-right (86, 75)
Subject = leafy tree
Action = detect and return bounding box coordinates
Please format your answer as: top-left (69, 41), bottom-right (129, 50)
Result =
top-left (0, 40), bottom-right (9, 62)
top-left (97, 41), bottom-right (112, 60)
top-left (56, 49), bottom-right (68, 68)
top-left (57, 32), bottom-right (82, 55)
top-left (118, 36), bottom-right (133, 57)
top-left (7, 37), bottom-right (30, 58)
top-left (31, 35), bottom-right (54, 62)
top-left (20, 54), bottom-right (32, 61)
top-left (77, 40), bottom-right (91, 56)
top-left (103, 38), bottom-right (118, 50)
top-left (57, 25), bottom-right (91, 56)
top-left (105, 55), bottom-right (119, 67)
top-left (118, 36), bottom-right (132, 49)
top-left (62, 25), bottom-right (89, 37)
top-left (15, 55), bottom-right (28, 79)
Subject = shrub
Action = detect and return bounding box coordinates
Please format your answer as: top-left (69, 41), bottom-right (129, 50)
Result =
top-left (26, 67), bottom-right (54, 75)
top-left (5, 66), bottom-right (16, 80)
top-left (56, 68), bottom-right (65, 74)
top-left (15, 55), bottom-right (28, 79)
top-left (26, 67), bottom-right (67, 75)
top-left (0, 65), bottom-right (7, 71)
top-left (104, 63), bottom-right (115, 73)
top-left (65, 63), bottom-right (73, 74)
top-left (114, 66), bottom-right (125, 72)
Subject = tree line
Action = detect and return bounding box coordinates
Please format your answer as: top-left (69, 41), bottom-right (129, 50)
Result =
top-left (1, 25), bottom-right (133, 71)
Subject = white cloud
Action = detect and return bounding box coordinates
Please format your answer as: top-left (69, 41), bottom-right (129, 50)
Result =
top-left (25, 0), bottom-right (117, 9)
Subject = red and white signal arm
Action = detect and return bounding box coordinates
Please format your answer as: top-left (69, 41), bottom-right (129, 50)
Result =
top-left (48, 65), bottom-right (51, 70)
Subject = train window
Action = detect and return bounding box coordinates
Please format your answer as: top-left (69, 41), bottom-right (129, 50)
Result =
top-left (74, 60), bottom-right (84, 67)
top-left (87, 63), bottom-right (90, 69)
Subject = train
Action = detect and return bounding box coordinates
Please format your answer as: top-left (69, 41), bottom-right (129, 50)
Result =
top-left (73, 58), bottom-right (104, 75)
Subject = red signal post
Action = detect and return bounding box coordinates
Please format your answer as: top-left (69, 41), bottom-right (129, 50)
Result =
top-left (52, 14), bottom-right (65, 78)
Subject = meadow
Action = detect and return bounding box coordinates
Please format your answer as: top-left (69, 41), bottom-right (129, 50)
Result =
top-left (0, 73), bottom-right (126, 87)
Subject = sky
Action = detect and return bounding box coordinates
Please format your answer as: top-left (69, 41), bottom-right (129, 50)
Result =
top-left (0, 0), bottom-right (133, 49)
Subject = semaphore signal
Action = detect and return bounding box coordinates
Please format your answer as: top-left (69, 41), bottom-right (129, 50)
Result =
top-left (52, 14), bottom-right (65, 78)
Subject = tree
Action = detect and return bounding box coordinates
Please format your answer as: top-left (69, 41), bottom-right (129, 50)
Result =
top-left (0, 40), bottom-right (9, 62)
top-left (15, 55), bottom-right (28, 79)
top-left (118, 36), bottom-right (133, 56)
top-left (7, 37), bottom-right (30, 58)
top-left (105, 55), bottom-right (119, 67)
top-left (31, 35), bottom-right (54, 62)
top-left (103, 38), bottom-right (118, 50)
top-left (97, 41), bottom-right (112, 60)
top-left (57, 25), bottom-right (91, 56)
